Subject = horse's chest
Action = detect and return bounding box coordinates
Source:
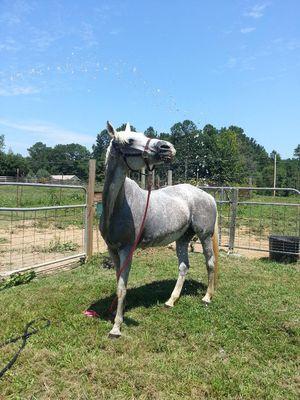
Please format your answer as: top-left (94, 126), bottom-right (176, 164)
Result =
top-left (100, 212), bottom-right (134, 248)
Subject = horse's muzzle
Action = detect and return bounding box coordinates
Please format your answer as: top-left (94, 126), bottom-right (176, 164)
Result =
top-left (156, 141), bottom-right (176, 162)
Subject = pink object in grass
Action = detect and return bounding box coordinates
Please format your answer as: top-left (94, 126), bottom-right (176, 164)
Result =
top-left (83, 310), bottom-right (100, 318)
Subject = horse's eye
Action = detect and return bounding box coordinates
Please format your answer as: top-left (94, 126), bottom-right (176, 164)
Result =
top-left (128, 139), bottom-right (134, 145)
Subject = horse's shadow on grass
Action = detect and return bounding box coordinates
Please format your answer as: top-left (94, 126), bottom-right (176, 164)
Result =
top-left (88, 279), bottom-right (206, 326)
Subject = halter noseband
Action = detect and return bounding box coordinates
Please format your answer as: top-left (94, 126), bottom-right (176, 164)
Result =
top-left (112, 138), bottom-right (155, 173)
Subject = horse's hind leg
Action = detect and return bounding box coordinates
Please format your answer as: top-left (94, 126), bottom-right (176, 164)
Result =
top-left (200, 235), bottom-right (215, 303)
top-left (165, 239), bottom-right (189, 308)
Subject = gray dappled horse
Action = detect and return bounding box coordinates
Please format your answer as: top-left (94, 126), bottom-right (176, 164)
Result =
top-left (100, 122), bottom-right (219, 338)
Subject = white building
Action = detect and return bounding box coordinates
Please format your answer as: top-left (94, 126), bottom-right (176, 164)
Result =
top-left (50, 175), bottom-right (80, 183)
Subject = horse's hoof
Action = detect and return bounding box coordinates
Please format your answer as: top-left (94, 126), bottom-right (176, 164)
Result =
top-left (108, 326), bottom-right (121, 338)
top-left (164, 301), bottom-right (174, 308)
top-left (108, 332), bottom-right (121, 339)
top-left (202, 296), bottom-right (211, 305)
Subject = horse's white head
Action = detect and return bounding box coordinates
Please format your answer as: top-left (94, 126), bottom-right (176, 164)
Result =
top-left (106, 121), bottom-right (176, 171)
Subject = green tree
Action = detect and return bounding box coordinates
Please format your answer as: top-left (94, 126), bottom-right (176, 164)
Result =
top-left (92, 129), bottom-right (110, 161)
top-left (116, 124), bottom-right (136, 132)
top-left (202, 124), bottom-right (218, 136)
top-left (27, 142), bottom-right (52, 172)
top-left (51, 143), bottom-right (90, 179)
top-left (169, 120), bottom-right (199, 181)
top-left (284, 158), bottom-right (300, 189)
top-left (0, 151), bottom-right (29, 176)
top-left (270, 150), bottom-right (281, 161)
top-left (214, 128), bottom-right (242, 184)
top-left (231, 126), bottom-right (270, 185)
top-left (0, 135), bottom-right (4, 152)
top-left (26, 170), bottom-right (36, 181)
top-left (144, 126), bottom-right (158, 138)
top-left (92, 129), bottom-right (110, 181)
top-left (36, 168), bottom-right (51, 180)
top-left (198, 124), bottom-right (219, 182)
top-left (293, 144), bottom-right (300, 160)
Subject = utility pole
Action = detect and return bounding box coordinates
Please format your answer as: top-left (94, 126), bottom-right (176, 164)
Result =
top-left (273, 153), bottom-right (277, 197)
top-left (184, 158), bottom-right (188, 181)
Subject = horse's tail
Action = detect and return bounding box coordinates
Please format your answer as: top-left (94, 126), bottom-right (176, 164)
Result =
top-left (213, 214), bottom-right (219, 287)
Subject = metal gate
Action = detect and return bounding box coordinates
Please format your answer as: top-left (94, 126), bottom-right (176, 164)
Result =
top-left (199, 186), bottom-right (300, 257)
top-left (0, 183), bottom-right (87, 276)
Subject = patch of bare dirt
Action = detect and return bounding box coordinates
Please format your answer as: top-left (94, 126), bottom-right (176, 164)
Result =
top-left (0, 224), bottom-right (107, 275)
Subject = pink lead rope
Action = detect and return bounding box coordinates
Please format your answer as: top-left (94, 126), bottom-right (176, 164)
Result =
top-left (84, 175), bottom-right (153, 319)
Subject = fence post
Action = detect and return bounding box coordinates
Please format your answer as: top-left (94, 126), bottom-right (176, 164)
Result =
top-left (167, 170), bottom-right (172, 186)
top-left (228, 188), bottom-right (238, 252)
top-left (141, 167), bottom-right (146, 189)
top-left (86, 159), bottom-right (96, 260)
top-left (219, 187), bottom-right (224, 245)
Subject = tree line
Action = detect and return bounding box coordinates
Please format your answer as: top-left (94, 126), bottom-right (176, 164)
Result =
top-left (0, 121), bottom-right (299, 189)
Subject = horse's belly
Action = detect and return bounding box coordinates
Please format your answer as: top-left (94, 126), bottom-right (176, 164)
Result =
top-left (151, 226), bottom-right (189, 247)
top-left (140, 218), bottom-right (190, 248)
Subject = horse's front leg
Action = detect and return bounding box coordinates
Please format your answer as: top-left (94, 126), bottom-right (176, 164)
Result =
top-left (108, 247), bottom-right (120, 271)
top-left (109, 247), bottom-right (132, 338)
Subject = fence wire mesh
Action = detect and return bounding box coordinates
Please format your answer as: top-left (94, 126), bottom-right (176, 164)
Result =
top-left (0, 183), bottom-right (87, 275)
top-left (1, 182), bottom-right (299, 276)
top-left (200, 186), bottom-right (300, 257)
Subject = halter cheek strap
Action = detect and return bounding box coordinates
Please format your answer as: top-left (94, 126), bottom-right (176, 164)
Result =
top-left (141, 138), bottom-right (155, 172)
top-left (112, 138), bottom-right (155, 173)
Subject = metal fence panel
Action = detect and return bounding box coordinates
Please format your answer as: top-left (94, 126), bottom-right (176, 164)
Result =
top-left (199, 186), bottom-right (300, 257)
top-left (0, 183), bottom-right (88, 276)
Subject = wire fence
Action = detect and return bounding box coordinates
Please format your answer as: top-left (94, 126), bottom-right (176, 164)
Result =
top-left (1, 181), bottom-right (299, 276)
top-left (0, 183), bottom-right (89, 276)
top-left (0, 175), bottom-right (83, 185)
top-left (199, 186), bottom-right (300, 258)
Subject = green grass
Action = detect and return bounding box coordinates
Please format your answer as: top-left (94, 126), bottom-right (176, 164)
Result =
top-left (0, 248), bottom-right (299, 399)
top-left (32, 239), bottom-right (79, 253)
top-left (0, 186), bottom-right (87, 231)
top-left (0, 207), bottom-right (86, 231)
top-left (0, 186), bottom-right (85, 208)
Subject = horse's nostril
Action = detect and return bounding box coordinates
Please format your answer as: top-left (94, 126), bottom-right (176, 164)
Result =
top-left (157, 141), bottom-right (171, 151)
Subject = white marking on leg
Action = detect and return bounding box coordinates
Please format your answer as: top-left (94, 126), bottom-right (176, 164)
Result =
top-left (109, 249), bottom-right (131, 338)
top-left (201, 237), bottom-right (215, 304)
top-left (165, 256), bottom-right (189, 308)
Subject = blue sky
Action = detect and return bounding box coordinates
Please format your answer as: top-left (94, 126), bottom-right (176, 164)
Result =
top-left (0, 0), bottom-right (299, 158)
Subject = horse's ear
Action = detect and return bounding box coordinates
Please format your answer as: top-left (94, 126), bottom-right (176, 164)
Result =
top-left (107, 121), bottom-right (116, 138)
top-left (125, 122), bottom-right (131, 133)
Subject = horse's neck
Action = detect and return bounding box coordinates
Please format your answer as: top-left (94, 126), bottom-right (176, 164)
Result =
top-left (101, 157), bottom-right (127, 232)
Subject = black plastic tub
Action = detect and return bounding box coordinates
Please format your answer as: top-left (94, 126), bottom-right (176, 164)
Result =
top-left (269, 235), bottom-right (300, 263)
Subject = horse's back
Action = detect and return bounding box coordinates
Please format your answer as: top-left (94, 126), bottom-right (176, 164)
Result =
top-left (156, 184), bottom-right (217, 236)
top-left (158, 183), bottom-right (216, 209)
